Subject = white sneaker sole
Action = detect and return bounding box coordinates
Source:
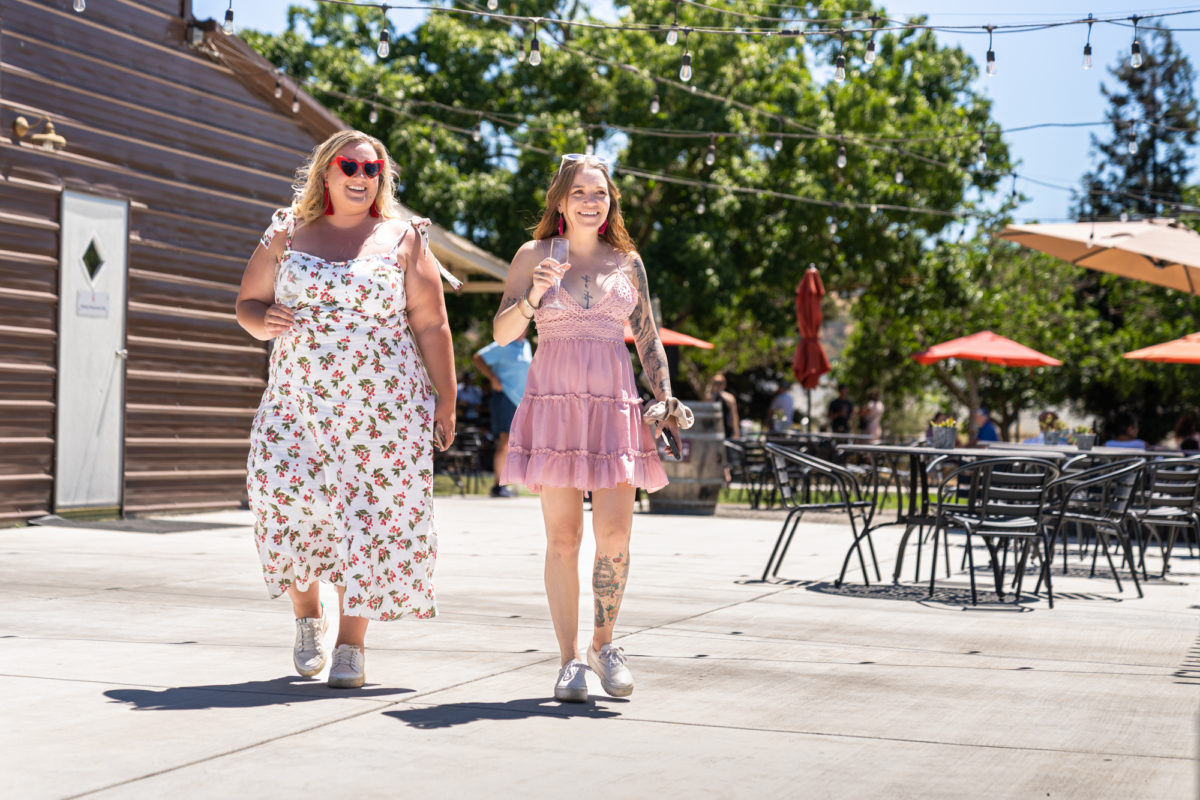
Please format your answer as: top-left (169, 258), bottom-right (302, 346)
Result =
top-left (554, 684), bottom-right (588, 703)
top-left (328, 672), bottom-right (365, 689)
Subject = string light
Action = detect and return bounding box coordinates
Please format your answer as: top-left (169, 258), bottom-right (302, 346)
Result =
top-left (984, 26), bottom-right (995, 77)
top-left (473, 115), bottom-right (483, 142)
top-left (73, 0), bottom-right (85, 12)
top-left (291, 93), bottom-right (301, 114)
top-left (679, 30), bottom-right (692, 82)
top-left (834, 31), bottom-right (846, 83)
top-left (696, 195), bottom-right (706, 215)
top-left (666, 0), bottom-right (680, 46)
top-left (369, 106), bottom-right (379, 124)
top-left (274, 77), bottom-right (283, 99)
top-left (428, 127), bottom-right (437, 155)
top-left (705, 135), bottom-right (716, 166)
top-left (773, 132), bottom-right (783, 152)
top-left (516, 26), bottom-right (525, 62)
top-left (650, 94), bottom-right (660, 114)
top-left (829, 218), bottom-right (837, 236)
top-left (377, 29), bottom-right (391, 59)
top-left (529, 21), bottom-right (542, 66)
top-left (894, 166), bottom-right (904, 184)
top-left (1082, 14), bottom-right (1094, 70)
top-left (586, 134), bottom-right (595, 155)
top-left (223, 1), bottom-right (234, 35)
top-left (1127, 128), bottom-right (1138, 155)
top-left (1130, 16), bottom-right (1143, 68)
top-left (836, 144), bottom-right (847, 169)
top-left (487, 0), bottom-right (498, 9)
top-left (975, 139), bottom-right (987, 170)
top-left (864, 15), bottom-right (877, 66)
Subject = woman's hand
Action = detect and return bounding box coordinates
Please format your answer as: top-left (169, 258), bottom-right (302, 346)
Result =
top-left (527, 258), bottom-right (571, 307)
top-left (432, 396), bottom-right (456, 452)
top-left (262, 304), bottom-right (295, 338)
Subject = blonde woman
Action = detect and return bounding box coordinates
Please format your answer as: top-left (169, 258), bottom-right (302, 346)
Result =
top-left (236, 130), bottom-right (456, 688)
top-left (493, 154), bottom-right (691, 702)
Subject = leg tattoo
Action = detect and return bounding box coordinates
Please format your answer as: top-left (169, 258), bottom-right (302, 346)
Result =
top-left (592, 552), bottom-right (629, 628)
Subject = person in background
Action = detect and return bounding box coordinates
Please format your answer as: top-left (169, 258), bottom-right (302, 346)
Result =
top-left (1104, 411), bottom-right (1147, 449)
top-left (1022, 410), bottom-right (1059, 444)
top-left (828, 383), bottom-right (854, 434)
top-left (710, 373), bottom-right (741, 439)
top-left (473, 333), bottom-right (533, 497)
top-left (1174, 411), bottom-right (1199, 451)
top-left (457, 370), bottom-right (484, 424)
top-left (969, 407), bottom-right (1000, 445)
top-left (767, 382), bottom-right (795, 433)
top-left (857, 389), bottom-right (884, 441)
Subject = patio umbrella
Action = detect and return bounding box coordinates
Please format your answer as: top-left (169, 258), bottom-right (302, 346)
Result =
top-left (623, 323), bottom-right (714, 349)
top-left (912, 331), bottom-right (1062, 433)
top-left (1123, 331), bottom-right (1200, 364)
top-left (793, 266), bottom-right (832, 430)
top-left (998, 218), bottom-right (1200, 295)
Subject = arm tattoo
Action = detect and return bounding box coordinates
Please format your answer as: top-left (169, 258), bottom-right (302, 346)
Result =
top-left (628, 256), bottom-right (672, 399)
top-left (592, 552), bottom-right (628, 627)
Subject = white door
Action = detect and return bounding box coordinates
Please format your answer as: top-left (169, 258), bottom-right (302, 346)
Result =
top-left (55, 191), bottom-right (129, 513)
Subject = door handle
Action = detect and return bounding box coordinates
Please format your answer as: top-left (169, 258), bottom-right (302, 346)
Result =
top-left (115, 348), bottom-right (128, 360)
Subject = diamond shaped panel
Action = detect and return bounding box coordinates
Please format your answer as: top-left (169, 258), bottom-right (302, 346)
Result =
top-left (83, 239), bottom-right (104, 280)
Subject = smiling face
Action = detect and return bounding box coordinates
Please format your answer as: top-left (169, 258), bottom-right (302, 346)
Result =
top-left (557, 166), bottom-right (611, 234)
top-left (324, 140), bottom-right (382, 216)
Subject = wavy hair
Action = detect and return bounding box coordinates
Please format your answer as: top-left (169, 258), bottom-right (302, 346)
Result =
top-left (531, 156), bottom-right (636, 253)
top-left (291, 130), bottom-right (402, 225)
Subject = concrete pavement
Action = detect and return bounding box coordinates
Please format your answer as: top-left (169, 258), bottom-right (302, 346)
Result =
top-left (2, 497), bottom-right (1197, 799)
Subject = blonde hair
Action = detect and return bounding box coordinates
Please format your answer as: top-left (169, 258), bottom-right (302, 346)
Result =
top-left (531, 156), bottom-right (636, 253)
top-left (291, 130), bottom-right (402, 225)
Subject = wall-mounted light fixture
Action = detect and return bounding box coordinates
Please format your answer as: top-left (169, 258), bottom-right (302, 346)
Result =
top-left (12, 116), bottom-right (67, 150)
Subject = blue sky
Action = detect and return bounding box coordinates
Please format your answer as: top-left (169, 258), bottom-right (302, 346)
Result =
top-left (192, 1), bottom-right (1200, 224)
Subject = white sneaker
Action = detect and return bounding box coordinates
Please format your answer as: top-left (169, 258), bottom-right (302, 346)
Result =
top-left (554, 658), bottom-right (589, 703)
top-left (328, 644), bottom-right (365, 689)
top-left (293, 606), bottom-right (328, 677)
top-left (587, 643), bottom-right (634, 697)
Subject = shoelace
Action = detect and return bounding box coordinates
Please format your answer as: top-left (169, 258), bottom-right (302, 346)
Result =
top-left (599, 646), bottom-right (627, 667)
top-left (333, 647), bottom-right (363, 672)
top-left (297, 619), bottom-right (321, 652)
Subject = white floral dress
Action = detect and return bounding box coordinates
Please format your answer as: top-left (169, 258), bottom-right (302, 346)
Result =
top-left (246, 208), bottom-right (437, 620)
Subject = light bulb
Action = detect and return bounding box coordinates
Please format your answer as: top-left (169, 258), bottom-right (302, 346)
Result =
top-left (517, 47), bottom-right (525, 63)
top-left (586, 136), bottom-right (595, 156)
top-left (429, 135), bottom-right (436, 155)
top-left (223, 7), bottom-right (234, 35)
top-left (487, 0), bottom-right (498, 9)
top-left (472, 126), bottom-right (482, 143)
top-left (274, 79), bottom-right (283, 99)
top-left (834, 54), bottom-right (846, 83)
top-left (666, 25), bottom-right (679, 46)
top-left (680, 52), bottom-right (692, 82)
top-left (291, 97), bottom-right (300, 114)
top-left (705, 138), bottom-right (716, 166)
top-left (986, 49), bottom-right (996, 76)
top-left (696, 199), bottom-right (706, 214)
top-left (1130, 41), bottom-right (1142, 68)
top-left (369, 108), bottom-right (378, 124)
top-left (1083, 43), bottom-right (1093, 70)
top-left (1127, 135), bottom-right (1138, 155)
top-left (894, 168), bottom-right (903, 184)
top-left (650, 94), bottom-right (660, 115)
top-left (773, 135), bottom-right (783, 153)
top-left (976, 143), bottom-right (987, 169)
top-left (529, 39), bottom-right (541, 66)
top-left (869, 203), bottom-right (878, 214)
top-left (864, 39), bottom-right (876, 65)
top-left (829, 220), bottom-right (837, 235)
top-left (836, 146), bottom-right (847, 169)
top-left (73, 0), bottom-right (85, 12)
top-left (377, 30), bottom-right (390, 59)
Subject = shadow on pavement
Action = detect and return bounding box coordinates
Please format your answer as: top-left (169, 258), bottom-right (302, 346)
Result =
top-left (104, 676), bottom-right (413, 710)
top-left (386, 697), bottom-right (624, 729)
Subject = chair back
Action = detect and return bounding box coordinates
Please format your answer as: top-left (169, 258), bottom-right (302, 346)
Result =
top-left (1134, 457), bottom-right (1200, 511)
top-left (936, 457), bottom-right (1060, 521)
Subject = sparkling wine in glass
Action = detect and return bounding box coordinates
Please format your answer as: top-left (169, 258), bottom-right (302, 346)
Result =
top-left (541, 237), bottom-right (569, 310)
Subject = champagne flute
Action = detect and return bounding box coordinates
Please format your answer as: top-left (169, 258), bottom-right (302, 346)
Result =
top-left (540, 237), bottom-right (570, 310)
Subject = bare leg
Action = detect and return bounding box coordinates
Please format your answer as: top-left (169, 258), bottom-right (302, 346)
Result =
top-left (334, 585), bottom-right (369, 651)
top-left (589, 484), bottom-right (635, 653)
top-left (493, 432), bottom-right (510, 489)
top-left (540, 486), bottom-right (585, 665)
top-left (287, 582), bottom-right (321, 618)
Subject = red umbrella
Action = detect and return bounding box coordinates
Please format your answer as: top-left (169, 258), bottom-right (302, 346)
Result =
top-left (793, 266), bottom-right (831, 389)
top-left (1123, 331), bottom-right (1200, 364)
top-left (623, 322), bottom-right (714, 349)
top-left (912, 331), bottom-right (1062, 368)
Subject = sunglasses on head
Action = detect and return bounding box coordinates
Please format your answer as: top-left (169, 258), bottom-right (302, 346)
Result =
top-left (558, 153), bottom-right (612, 172)
top-left (334, 156), bottom-right (384, 178)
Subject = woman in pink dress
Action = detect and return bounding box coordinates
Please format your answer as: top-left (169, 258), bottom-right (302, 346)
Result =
top-left (492, 154), bottom-right (688, 702)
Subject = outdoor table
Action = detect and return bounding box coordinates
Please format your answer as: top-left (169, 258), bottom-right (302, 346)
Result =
top-left (979, 441), bottom-right (1185, 458)
top-left (836, 442), bottom-right (1071, 584)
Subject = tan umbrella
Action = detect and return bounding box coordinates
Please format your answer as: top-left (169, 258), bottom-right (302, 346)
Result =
top-left (998, 218), bottom-right (1200, 295)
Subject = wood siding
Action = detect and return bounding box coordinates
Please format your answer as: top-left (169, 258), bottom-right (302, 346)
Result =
top-left (0, 0), bottom-right (344, 520)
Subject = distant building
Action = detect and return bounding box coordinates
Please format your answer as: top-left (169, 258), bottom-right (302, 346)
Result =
top-left (1, 0), bottom-right (507, 523)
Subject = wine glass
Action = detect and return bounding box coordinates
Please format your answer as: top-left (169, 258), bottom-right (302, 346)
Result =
top-left (540, 237), bottom-right (569, 310)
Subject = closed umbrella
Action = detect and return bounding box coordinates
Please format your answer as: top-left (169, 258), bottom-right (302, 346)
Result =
top-left (913, 331), bottom-right (1062, 434)
top-left (1123, 331), bottom-right (1200, 364)
top-left (793, 266), bottom-right (832, 431)
top-left (998, 218), bottom-right (1200, 295)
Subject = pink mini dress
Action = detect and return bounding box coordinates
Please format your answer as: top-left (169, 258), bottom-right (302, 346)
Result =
top-left (501, 253), bottom-right (669, 494)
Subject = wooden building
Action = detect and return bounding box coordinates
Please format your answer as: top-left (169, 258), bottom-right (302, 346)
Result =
top-left (0, 0), bottom-right (507, 524)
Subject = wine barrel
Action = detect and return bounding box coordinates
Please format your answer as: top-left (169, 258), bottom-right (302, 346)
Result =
top-left (647, 401), bottom-right (725, 515)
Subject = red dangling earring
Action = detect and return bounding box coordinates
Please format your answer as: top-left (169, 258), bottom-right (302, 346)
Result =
top-left (598, 219), bottom-right (608, 235)
top-left (323, 187), bottom-right (334, 216)
top-left (369, 201), bottom-right (381, 218)
top-left (557, 214), bottom-right (564, 236)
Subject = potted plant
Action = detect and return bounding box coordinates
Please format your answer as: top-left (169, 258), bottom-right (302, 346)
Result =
top-left (1073, 425), bottom-right (1095, 451)
top-left (1044, 418), bottom-right (1067, 446)
top-left (930, 417), bottom-right (958, 449)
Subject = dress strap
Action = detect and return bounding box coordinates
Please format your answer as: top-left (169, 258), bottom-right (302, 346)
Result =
top-left (403, 217), bottom-right (463, 292)
top-left (260, 208), bottom-right (296, 251)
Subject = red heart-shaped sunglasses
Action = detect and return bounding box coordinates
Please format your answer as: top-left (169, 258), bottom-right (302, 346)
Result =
top-left (334, 156), bottom-right (384, 178)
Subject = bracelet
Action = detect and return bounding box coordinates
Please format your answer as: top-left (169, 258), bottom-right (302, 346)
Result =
top-left (519, 290), bottom-right (537, 318)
